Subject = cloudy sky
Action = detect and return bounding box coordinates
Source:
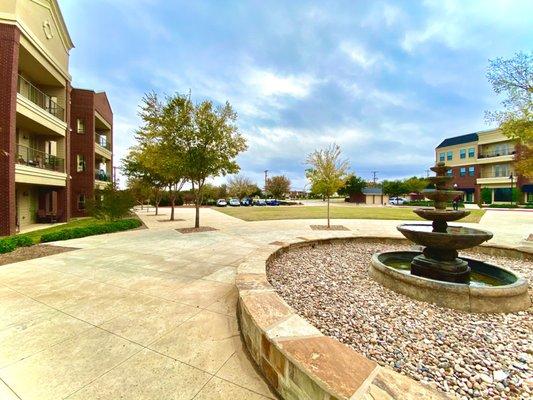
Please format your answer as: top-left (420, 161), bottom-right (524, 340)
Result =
top-left (59, 0), bottom-right (532, 190)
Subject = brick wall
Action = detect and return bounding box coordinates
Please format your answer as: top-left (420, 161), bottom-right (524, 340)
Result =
top-left (70, 89), bottom-right (96, 217)
top-left (0, 25), bottom-right (20, 235)
top-left (449, 165), bottom-right (479, 202)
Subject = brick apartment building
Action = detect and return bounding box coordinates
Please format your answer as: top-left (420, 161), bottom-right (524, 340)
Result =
top-left (70, 89), bottom-right (113, 217)
top-left (0, 0), bottom-right (113, 236)
top-left (435, 129), bottom-right (532, 204)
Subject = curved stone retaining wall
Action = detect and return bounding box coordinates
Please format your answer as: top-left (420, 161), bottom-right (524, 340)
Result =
top-left (236, 237), bottom-right (450, 400)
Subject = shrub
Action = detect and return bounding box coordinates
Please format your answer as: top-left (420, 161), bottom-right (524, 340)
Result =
top-left (0, 235), bottom-right (33, 254)
top-left (40, 219), bottom-right (142, 243)
top-left (481, 188), bottom-right (492, 204)
top-left (88, 184), bottom-right (136, 221)
top-left (487, 203), bottom-right (519, 208)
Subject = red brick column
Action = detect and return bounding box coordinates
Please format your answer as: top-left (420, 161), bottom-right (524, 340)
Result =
top-left (0, 25), bottom-right (20, 236)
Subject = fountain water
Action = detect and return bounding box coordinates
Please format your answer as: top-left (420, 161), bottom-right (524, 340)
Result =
top-left (370, 162), bottom-right (531, 313)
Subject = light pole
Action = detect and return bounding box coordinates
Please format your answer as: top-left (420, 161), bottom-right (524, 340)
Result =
top-left (509, 173), bottom-right (514, 205)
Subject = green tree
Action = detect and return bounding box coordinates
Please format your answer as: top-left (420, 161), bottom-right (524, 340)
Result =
top-left (183, 100), bottom-right (247, 228)
top-left (403, 176), bottom-right (430, 194)
top-left (227, 175), bottom-right (257, 199)
top-left (382, 180), bottom-right (407, 197)
top-left (127, 177), bottom-right (152, 208)
top-left (265, 175), bottom-right (291, 199)
top-left (486, 51), bottom-right (533, 177)
top-left (306, 144), bottom-right (349, 228)
top-left (338, 174), bottom-right (366, 197)
top-left (481, 187), bottom-right (492, 205)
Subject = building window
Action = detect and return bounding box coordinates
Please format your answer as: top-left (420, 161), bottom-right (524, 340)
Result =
top-left (527, 192), bottom-right (533, 203)
top-left (460, 149), bottom-right (466, 159)
top-left (494, 188), bottom-right (512, 202)
top-left (468, 147), bottom-right (475, 158)
top-left (77, 194), bottom-right (86, 210)
top-left (459, 167), bottom-right (466, 176)
top-left (447, 151), bottom-right (453, 161)
top-left (494, 164), bottom-right (509, 178)
top-left (446, 170), bottom-right (453, 177)
top-left (76, 155), bottom-right (86, 172)
top-left (439, 152), bottom-right (445, 162)
top-left (77, 119), bottom-right (85, 134)
top-left (468, 166), bottom-right (475, 176)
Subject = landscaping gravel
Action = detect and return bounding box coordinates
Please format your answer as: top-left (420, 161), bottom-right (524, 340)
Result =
top-left (267, 241), bottom-right (532, 400)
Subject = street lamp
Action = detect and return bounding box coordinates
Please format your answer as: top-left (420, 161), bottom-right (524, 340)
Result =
top-left (509, 173), bottom-right (514, 205)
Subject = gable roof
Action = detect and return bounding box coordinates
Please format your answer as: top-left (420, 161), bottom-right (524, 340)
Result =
top-left (362, 187), bottom-right (383, 195)
top-left (436, 133), bottom-right (478, 148)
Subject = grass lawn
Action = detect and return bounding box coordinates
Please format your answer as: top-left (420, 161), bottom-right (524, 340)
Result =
top-left (214, 205), bottom-right (486, 223)
top-left (21, 218), bottom-right (107, 244)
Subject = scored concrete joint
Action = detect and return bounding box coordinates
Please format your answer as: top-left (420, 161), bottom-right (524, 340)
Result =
top-left (236, 237), bottom-right (450, 400)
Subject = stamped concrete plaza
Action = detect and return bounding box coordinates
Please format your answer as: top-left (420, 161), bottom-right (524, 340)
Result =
top-left (0, 207), bottom-right (531, 399)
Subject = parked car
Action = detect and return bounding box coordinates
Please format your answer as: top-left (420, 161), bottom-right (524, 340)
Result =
top-left (266, 198), bottom-right (280, 206)
top-left (240, 197), bottom-right (253, 206)
top-left (216, 199), bottom-right (227, 207)
top-left (389, 197), bottom-right (407, 205)
top-left (254, 199), bottom-right (267, 206)
top-left (229, 198), bottom-right (241, 207)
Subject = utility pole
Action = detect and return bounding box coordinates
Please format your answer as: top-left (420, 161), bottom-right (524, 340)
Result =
top-left (264, 170), bottom-right (269, 192)
top-left (425, 169), bottom-right (430, 178)
top-left (113, 166), bottom-right (119, 186)
top-left (371, 171), bottom-right (378, 186)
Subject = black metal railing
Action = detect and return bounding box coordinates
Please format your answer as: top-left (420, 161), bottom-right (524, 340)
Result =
top-left (95, 135), bottom-right (111, 150)
top-left (95, 170), bottom-right (111, 182)
top-left (478, 149), bottom-right (515, 158)
top-left (16, 144), bottom-right (65, 172)
top-left (17, 75), bottom-right (65, 121)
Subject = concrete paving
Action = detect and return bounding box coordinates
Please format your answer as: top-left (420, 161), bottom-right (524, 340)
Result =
top-left (0, 206), bottom-right (531, 399)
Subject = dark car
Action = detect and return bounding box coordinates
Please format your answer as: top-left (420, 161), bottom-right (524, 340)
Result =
top-left (240, 197), bottom-right (253, 206)
top-left (253, 199), bottom-right (267, 206)
top-left (266, 198), bottom-right (279, 206)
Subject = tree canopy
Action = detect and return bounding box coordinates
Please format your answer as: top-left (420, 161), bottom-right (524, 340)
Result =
top-left (306, 144), bottom-right (350, 227)
top-left (338, 175), bottom-right (366, 197)
top-left (486, 51), bottom-right (533, 177)
top-left (265, 175), bottom-right (291, 199)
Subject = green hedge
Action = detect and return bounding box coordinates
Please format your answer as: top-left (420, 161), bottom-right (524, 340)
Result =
top-left (40, 219), bottom-right (142, 243)
top-left (0, 235), bottom-right (33, 254)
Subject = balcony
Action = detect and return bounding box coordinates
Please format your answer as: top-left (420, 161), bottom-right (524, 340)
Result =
top-left (95, 135), bottom-right (111, 151)
top-left (477, 172), bottom-right (514, 186)
top-left (16, 144), bottom-right (64, 173)
top-left (95, 170), bottom-right (112, 182)
top-left (17, 75), bottom-right (65, 121)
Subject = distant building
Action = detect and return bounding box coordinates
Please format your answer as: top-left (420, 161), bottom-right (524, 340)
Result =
top-left (435, 128), bottom-right (532, 204)
top-left (347, 187), bottom-right (389, 205)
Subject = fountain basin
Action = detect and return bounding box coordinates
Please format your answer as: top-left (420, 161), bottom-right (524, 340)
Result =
top-left (370, 251), bottom-right (531, 313)
top-left (413, 208), bottom-right (470, 222)
top-left (397, 223), bottom-right (493, 250)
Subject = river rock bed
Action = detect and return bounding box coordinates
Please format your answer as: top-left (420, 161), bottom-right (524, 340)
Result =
top-left (267, 241), bottom-right (532, 400)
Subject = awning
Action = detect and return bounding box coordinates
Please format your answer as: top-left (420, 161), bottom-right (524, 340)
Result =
top-left (521, 184), bottom-right (533, 193)
top-left (459, 188), bottom-right (475, 194)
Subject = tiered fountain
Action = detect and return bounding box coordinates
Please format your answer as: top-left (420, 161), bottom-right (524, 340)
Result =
top-left (370, 162), bottom-right (530, 313)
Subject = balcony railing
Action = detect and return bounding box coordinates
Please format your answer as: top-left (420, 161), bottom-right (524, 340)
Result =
top-left (95, 170), bottom-right (112, 182)
top-left (95, 135), bottom-right (111, 151)
top-left (478, 149), bottom-right (515, 159)
top-left (16, 144), bottom-right (65, 172)
top-left (17, 75), bottom-right (65, 121)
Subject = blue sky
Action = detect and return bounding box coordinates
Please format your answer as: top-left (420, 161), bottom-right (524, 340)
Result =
top-left (59, 0), bottom-right (533, 189)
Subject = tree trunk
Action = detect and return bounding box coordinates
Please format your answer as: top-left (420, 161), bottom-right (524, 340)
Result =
top-left (195, 201), bottom-right (200, 228)
top-left (327, 196), bottom-right (330, 228)
top-left (169, 187), bottom-right (175, 221)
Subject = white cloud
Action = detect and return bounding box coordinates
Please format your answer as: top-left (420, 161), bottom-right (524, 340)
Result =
top-left (244, 69), bottom-right (317, 99)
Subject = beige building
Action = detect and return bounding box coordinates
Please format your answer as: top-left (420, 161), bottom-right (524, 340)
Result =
top-left (435, 129), bottom-right (532, 204)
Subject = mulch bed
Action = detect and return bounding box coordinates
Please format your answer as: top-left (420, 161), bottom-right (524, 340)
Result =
top-left (0, 245), bottom-right (78, 266)
top-left (310, 225), bottom-right (350, 231)
top-left (175, 227), bottom-right (218, 234)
